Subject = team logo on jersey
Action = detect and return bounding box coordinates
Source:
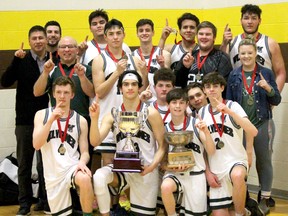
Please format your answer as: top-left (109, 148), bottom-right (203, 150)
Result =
top-left (68, 124), bottom-right (75, 132)
top-left (47, 128), bottom-right (76, 148)
top-left (257, 46), bottom-right (263, 53)
top-left (207, 123), bottom-right (234, 137)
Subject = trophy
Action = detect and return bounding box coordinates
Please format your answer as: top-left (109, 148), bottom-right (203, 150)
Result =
top-left (164, 131), bottom-right (195, 168)
top-left (111, 107), bottom-right (149, 172)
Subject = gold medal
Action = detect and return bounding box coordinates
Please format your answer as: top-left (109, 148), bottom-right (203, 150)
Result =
top-left (247, 95), bottom-right (254, 106)
top-left (58, 144), bottom-right (66, 155)
top-left (218, 140), bottom-right (225, 149)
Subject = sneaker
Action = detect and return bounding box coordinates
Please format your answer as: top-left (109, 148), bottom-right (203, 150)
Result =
top-left (257, 190), bottom-right (276, 208)
top-left (245, 197), bottom-right (264, 216)
top-left (16, 207), bottom-right (31, 216)
top-left (258, 198), bottom-right (270, 215)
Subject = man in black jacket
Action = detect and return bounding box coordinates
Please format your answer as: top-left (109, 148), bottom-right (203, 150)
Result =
top-left (174, 21), bottom-right (232, 89)
top-left (1, 25), bottom-right (49, 216)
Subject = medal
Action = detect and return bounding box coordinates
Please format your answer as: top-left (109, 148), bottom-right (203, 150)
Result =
top-left (196, 72), bottom-right (201, 81)
top-left (58, 144), bottom-right (66, 155)
top-left (210, 101), bottom-right (226, 149)
top-left (218, 140), bottom-right (225, 149)
top-left (247, 95), bottom-right (254, 105)
top-left (56, 110), bottom-right (71, 155)
top-left (242, 65), bottom-right (257, 106)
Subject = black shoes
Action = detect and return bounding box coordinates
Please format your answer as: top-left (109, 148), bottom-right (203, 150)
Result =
top-left (257, 191), bottom-right (276, 207)
top-left (16, 207), bottom-right (31, 216)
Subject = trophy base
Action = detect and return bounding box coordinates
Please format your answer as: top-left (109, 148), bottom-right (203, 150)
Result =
top-left (113, 151), bottom-right (142, 173)
top-left (167, 151), bottom-right (195, 168)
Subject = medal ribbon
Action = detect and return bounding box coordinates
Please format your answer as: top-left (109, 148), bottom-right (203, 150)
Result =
top-left (197, 51), bottom-right (209, 71)
top-left (209, 101), bottom-right (225, 138)
top-left (154, 102), bottom-right (170, 123)
top-left (174, 32), bottom-right (195, 45)
top-left (92, 39), bottom-right (101, 53)
top-left (59, 63), bottom-right (75, 78)
top-left (241, 33), bottom-right (260, 43)
top-left (138, 47), bottom-right (155, 73)
top-left (121, 101), bottom-right (141, 112)
top-left (170, 116), bottom-right (187, 131)
top-left (242, 64), bottom-right (257, 95)
top-left (56, 110), bottom-right (71, 144)
top-left (105, 46), bottom-right (125, 63)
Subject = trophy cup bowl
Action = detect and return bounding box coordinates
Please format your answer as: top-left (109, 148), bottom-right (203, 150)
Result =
top-left (112, 108), bottom-right (148, 172)
top-left (164, 131), bottom-right (195, 168)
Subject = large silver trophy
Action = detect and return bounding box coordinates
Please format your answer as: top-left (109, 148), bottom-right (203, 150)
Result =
top-left (111, 107), bottom-right (149, 172)
top-left (164, 131), bottom-right (195, 168)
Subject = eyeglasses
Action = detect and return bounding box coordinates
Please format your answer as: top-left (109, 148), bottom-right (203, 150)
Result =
top-left (58, 45), bottom-right (77, 49)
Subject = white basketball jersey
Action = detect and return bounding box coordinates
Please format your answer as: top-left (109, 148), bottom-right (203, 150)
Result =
top-left (132, 46), bottom-right (162, 100)
top-left (230, 33), bottom-right (272, 69)
top-left (41, 108), bottom-right (81, 190)
top-left (199, 100), bottom-right (248, 179)
top-left (165, 116), bottom-right (206, 171)
top-left (150, 100), bottom-right (171, 125)
top-left (170, 43), bottom-right (199, 70)
top-left (81, 41), bottom-right (132, 65)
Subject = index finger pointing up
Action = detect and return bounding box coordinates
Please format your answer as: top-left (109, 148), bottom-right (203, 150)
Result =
top-left (20, 42), bottom-right (24, 50)
top-left (259, 72), bottom-right (265, 80)
top-left (49, 52), bottom-right (53, 60)
top-left (165, 18), bottom-right (169, 26)
top-left (85, 35), bottom-right (88, 42)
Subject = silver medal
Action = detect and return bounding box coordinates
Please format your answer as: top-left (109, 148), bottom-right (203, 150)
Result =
top-left (196, 73), bottom-right (201, 81)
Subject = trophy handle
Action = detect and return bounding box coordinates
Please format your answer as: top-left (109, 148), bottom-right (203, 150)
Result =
top-left (111, 107), bottom-right (119, 123)
top-left (141, 107), bottom-right (149, 128)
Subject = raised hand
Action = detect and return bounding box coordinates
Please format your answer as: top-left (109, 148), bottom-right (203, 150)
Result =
top-left (89, 95), bottom-right (100, 119)
top-left (257, 72), bottom-right (271, 92)
top-left (160, 18), bottom-right (174, 41)
top-left (51, 101), bottom-right (64, 121)
top-left (182, 50), bottom-right (194, 68)
top-left (116, 57), bottom-right (128, 75)
top-left (43, 52), bottom-right (55, 74)
top-left (74, 56), bottom-right (86, 77)
top-left (195, 114), bottom-right (208, 132)
top-left (210, 97), bottom-right (229, 114)
top-left (15, 42), bottom-right (26, 59)
top-left (136, 56), bottom-right (147, 74)
top-left (139, 84), bottom-right (152, 102)
top-left (222, 24), bottom-right (233, 45)
top-left (77, 35), bottom-right (89, 57)
top-left (156, 48), bottom-right (165, 68)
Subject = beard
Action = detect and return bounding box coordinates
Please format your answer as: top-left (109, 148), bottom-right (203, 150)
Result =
top-left (243, 24), bottom-right (259, 35)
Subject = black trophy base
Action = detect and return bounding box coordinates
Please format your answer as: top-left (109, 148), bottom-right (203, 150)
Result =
top-left (113, 151), bottom-right (142, 173)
